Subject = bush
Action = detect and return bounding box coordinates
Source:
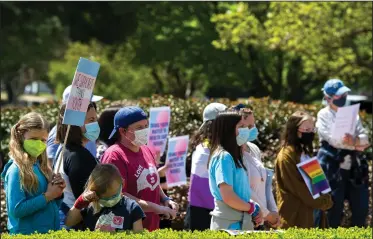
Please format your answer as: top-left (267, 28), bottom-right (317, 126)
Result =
top-left (1, 227), bottom-right (372, 239)
top-left (1, 96), bottom-right (372, 232)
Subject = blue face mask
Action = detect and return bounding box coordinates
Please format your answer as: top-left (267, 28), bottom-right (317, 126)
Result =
top-left (247, 126), bottom-right (259, 142)
top-left (83, 122), bottom-right (100, 142)
top-left (236, 128), bottom-right (251, 146)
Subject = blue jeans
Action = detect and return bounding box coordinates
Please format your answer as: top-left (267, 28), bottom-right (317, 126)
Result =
top-left (314, 169), bottom-right (368, 228)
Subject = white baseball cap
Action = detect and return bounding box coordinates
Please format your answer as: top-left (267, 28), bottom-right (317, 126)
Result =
top-left (62, 85), bottom-right (104, 104)
top-left (199, 103), bottom-right (227, 129)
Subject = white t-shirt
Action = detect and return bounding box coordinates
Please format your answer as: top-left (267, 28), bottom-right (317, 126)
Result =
top-left (243, 142), bottom-right (278, 217)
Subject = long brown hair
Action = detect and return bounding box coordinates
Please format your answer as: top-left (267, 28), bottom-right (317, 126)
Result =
top-left (281, 111), bottom-right (314, 155)
top-left (190, 120), bottom-right (213, 150)
top-left (85, 164), bottom-right (123, 214)
top-left (208, 111), bottom-right (246, 170)
top-left (9, 112), bottom-right (51, 193)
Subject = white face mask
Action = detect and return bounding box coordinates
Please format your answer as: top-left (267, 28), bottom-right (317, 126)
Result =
top-left (132, 128), bottom-right (149, 146)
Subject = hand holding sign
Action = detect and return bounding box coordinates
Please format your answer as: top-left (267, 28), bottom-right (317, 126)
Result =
top-left (55, 57), bottom-right (100, 173)
top-left (296, 157), bottom-right (331, 199)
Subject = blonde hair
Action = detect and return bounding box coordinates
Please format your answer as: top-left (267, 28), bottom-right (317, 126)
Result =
top-left (85, 164), bottom-right (123, 214)
top-left (9, 112), bottom-right (52, 193)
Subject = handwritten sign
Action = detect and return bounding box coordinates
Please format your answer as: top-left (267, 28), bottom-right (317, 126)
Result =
top-left (148, 107), bottom-right (171, 156)
top-left (297, 157), bottom-right (331, 199)
top-left (165, 135), bottom-right (189, 188)
top-left (331, 103), bottom-right (360, 141)
top-left (63, 58), bottom-right (100, 126)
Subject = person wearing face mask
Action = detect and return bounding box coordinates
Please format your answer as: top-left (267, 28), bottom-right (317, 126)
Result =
top-left (2, 112), bottom-right (66, 234)
top-left (275, 111), bottom-right (333, 229)
top-left (101, 106), bottom-right (179, 232)
top-left (65, 164), bottom-right (145, 232)
top-left (54, 102), bottom-right (100, 229)
top-left (315, 79), bottom-right (370, 228)
top-left (47, 85), bottom-right (103, 167)
top-left (208, 110), bottom-right (263, 230)
top-left (231, 104), bottom-right (281, 229)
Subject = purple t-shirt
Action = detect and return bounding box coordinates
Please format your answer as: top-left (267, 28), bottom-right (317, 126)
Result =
top-left (188, 144), bottom-right (214, 209)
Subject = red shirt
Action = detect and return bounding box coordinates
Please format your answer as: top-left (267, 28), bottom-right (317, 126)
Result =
top-left (101, 143), bottom-right (161, 231)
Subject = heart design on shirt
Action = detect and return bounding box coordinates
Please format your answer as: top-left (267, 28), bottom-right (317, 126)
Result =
top-left (146, 173), bottom-right (158, 187)
top-left (113, 216), bottom-right (124, 226)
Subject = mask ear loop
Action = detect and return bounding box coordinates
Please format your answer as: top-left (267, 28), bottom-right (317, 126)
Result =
top-left (121, 128), bottom-right (137, 146)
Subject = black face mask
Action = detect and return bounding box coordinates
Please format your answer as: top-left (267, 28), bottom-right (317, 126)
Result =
top-left (300, 132), bottom-right (315, 145)
top-left (332, 96), bottom-right (347, 107)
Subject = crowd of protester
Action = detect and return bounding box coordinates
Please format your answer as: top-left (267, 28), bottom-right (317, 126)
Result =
top-left (1, 79), bottom-right (370, 235)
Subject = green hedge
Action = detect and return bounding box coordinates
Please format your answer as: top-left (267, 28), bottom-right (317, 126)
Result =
top-left (1, 228), bottom-right (372, 239)
top-left (1, 96), bottom-right (372, 232)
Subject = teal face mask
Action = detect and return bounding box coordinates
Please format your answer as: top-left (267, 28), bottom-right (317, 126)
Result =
top-left (247, 126), bottom-right (259, 142)
top-left (83, 122), bottom-right (100, 142)
top-left (98, 185), bottom-right (122, 208)
top-left (236, 128), bottom-right (251, 146)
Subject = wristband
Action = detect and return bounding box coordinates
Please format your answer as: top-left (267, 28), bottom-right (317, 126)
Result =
top-left (247, 201), bottom-right (255, 215)
top-left (247, 200), bottom-right (260, 216)
top-left (161, 196), bottom-right (171, 203)
top-left (252, 203), bottom-right (260, 217)
top-left (74, 194), bottom-right (90, 210)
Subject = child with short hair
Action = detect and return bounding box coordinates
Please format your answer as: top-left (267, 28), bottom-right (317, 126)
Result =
top-left (2, 112), bottom-right (65, 235)
top-left (65, 164), bottom-right (145, 232)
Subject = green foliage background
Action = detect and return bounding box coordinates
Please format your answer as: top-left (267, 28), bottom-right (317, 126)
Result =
top-left (1, 2), bottom-right (372, 103)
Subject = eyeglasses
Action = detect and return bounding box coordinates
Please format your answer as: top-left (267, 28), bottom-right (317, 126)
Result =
top-left (298, 127), bottom-right (316, 133)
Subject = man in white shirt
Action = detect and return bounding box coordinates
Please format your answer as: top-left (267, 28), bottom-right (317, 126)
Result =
top-left (315, 79), bottom-right (370, 228)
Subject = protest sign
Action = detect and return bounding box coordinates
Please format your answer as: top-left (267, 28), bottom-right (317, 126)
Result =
top-left (165, 135), bottom-right (189, 188)
top-left (297, 157), bottom-right (331, 199)
top-left (148, 107), bottom-right (171, 156)
top-left (331, 103), bottom-right (360, 141)
top-left (55, 57), bottom-right (100, 173)
top-left (63, 57), bottom-right (100, 126)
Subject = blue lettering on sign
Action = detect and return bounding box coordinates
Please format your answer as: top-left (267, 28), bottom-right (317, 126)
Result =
top-left (161, 134), bottom-right (168, 139)
top-left (170, 168), bottom-right (181, 174)
top-left (152, 129), bottom-right (163, 134)
top-left (151, 123), bottom-right (160, 128)
top-left (168, 152), bottom-right (177, 157)
top-left (154, 141), bottom-right (163, 146)
top-left (169, 157), bottom-right (179, 163)
top-left (174, 162), bottom-right (184, 167)
top-left (160, 122), bottom-right (169, 127)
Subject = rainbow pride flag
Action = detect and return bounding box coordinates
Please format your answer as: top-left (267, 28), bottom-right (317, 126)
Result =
top-left (297, 157), bottom-right (331, 199)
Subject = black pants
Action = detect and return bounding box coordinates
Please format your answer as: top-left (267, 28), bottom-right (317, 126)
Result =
top-left (159, 218), bottom-right (172, 229)
top-left (184, 204), bottom-right (212, 231)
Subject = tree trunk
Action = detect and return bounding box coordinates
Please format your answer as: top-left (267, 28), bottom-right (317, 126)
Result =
top-left (274, 50), bottom-right (284, 99)
top-left (151, 68), bottom-right (164, 94)
top-left (5, 80), bottom-right (14, 104)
